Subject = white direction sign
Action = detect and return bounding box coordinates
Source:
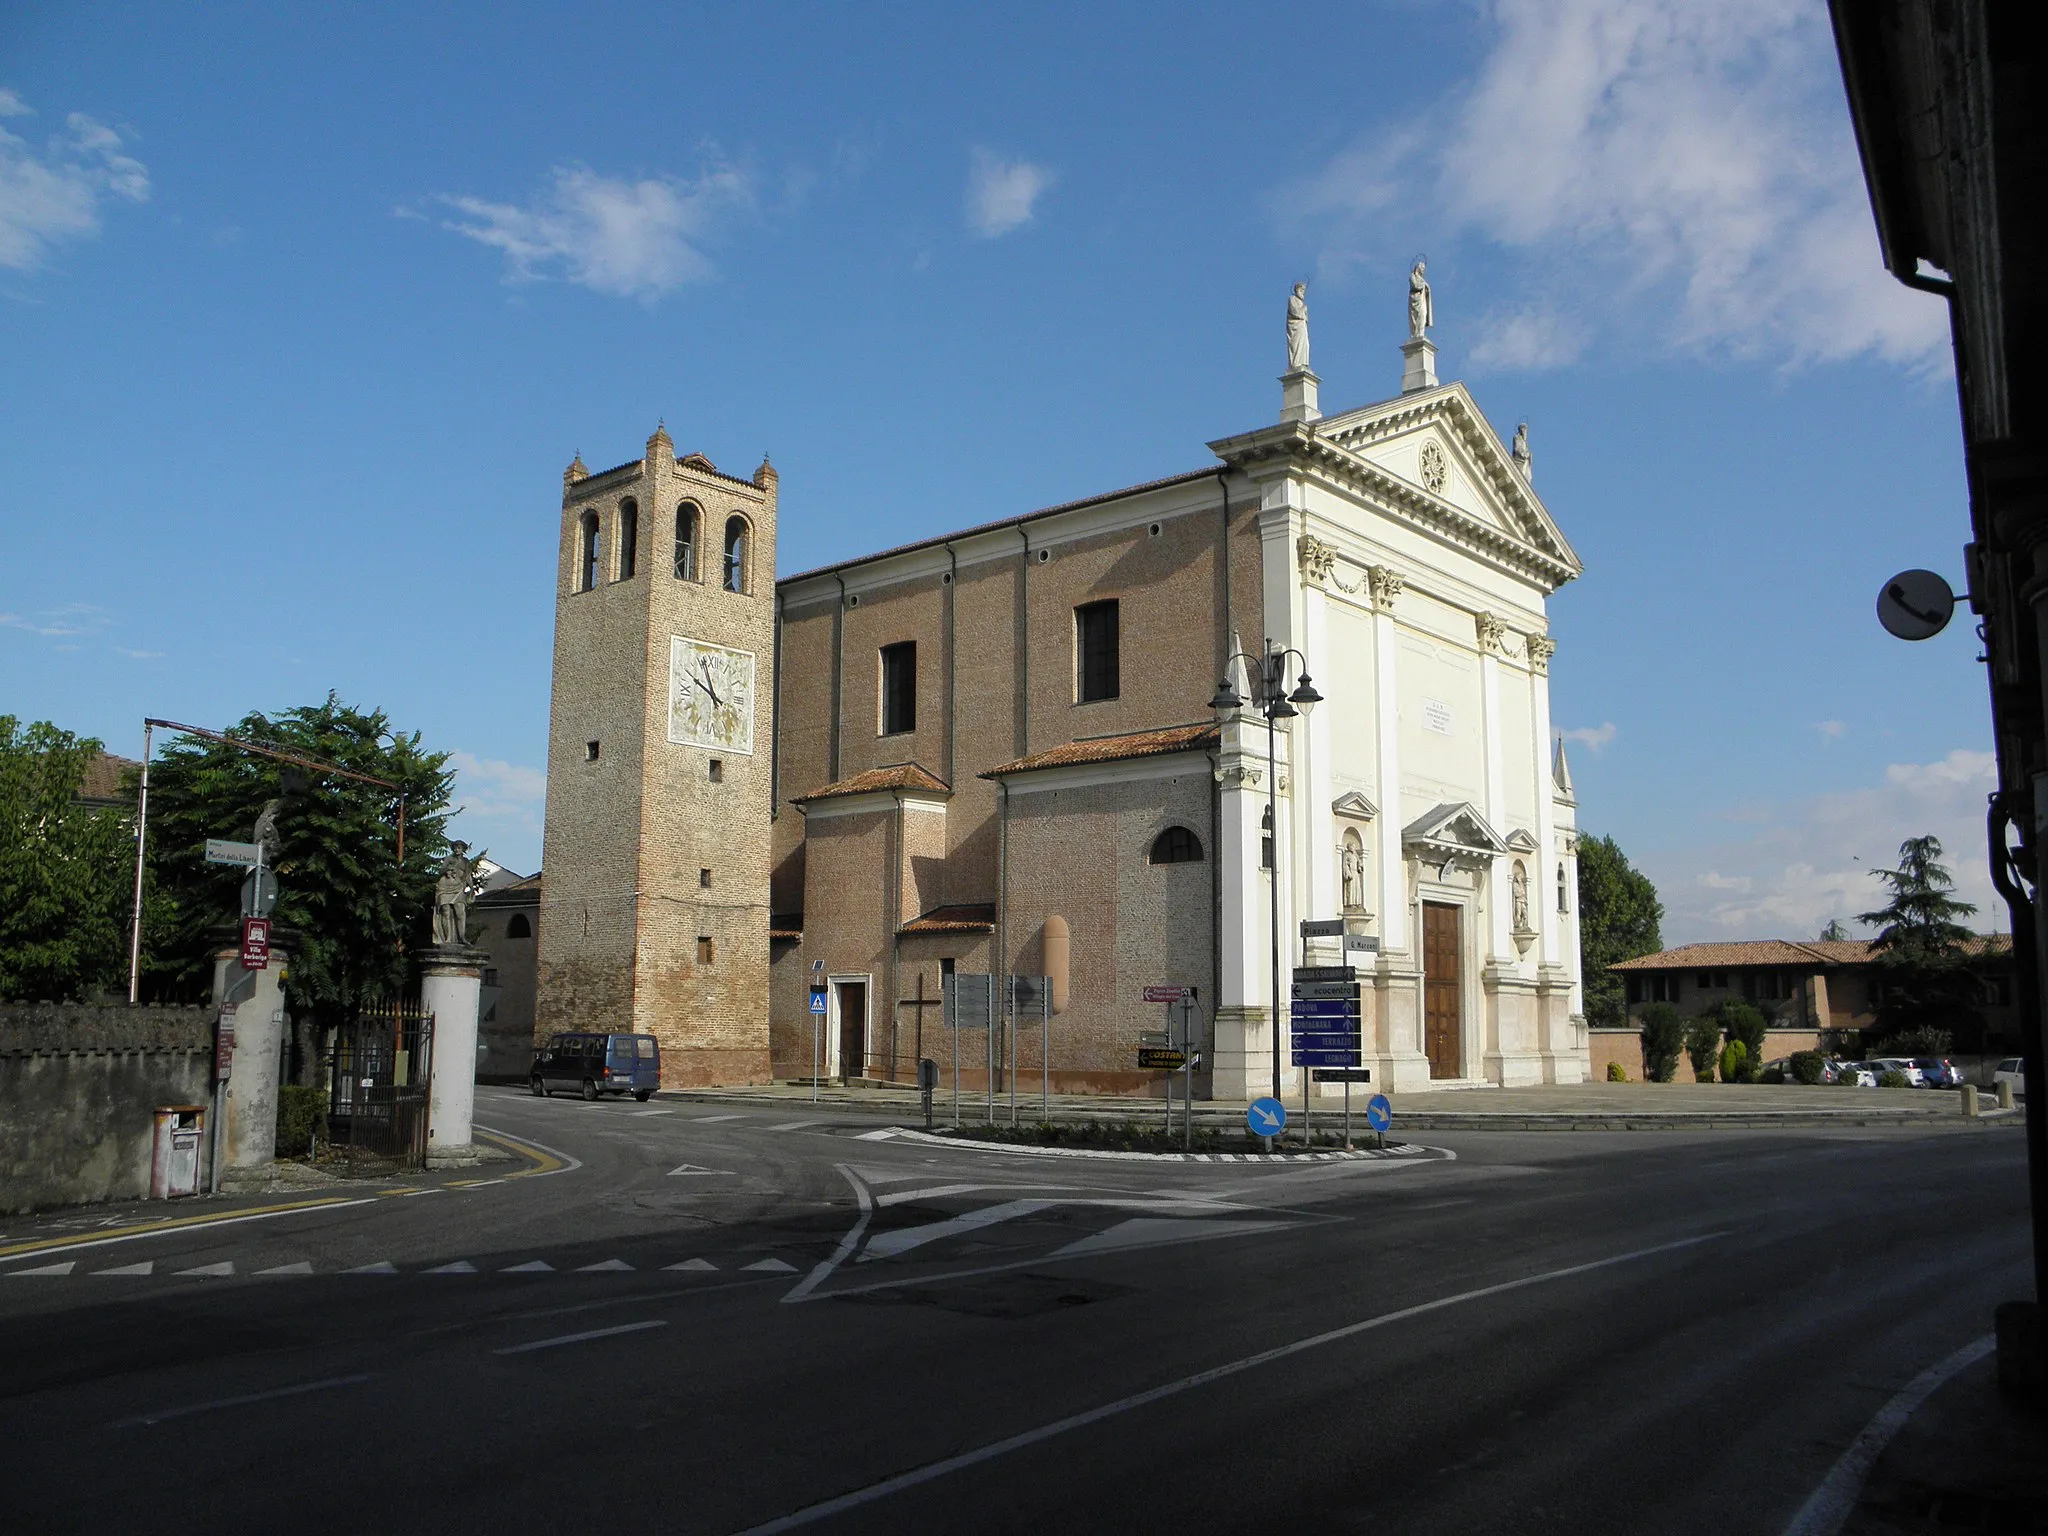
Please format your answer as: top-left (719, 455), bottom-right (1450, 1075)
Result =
top-left (204, 839), bottom-right (262, 868)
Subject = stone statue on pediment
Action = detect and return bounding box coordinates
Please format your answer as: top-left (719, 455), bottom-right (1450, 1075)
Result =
top-left (1408, 260), bottom-right (1433, 339)
top-left (1286, 283), bottom-right (1311, 372)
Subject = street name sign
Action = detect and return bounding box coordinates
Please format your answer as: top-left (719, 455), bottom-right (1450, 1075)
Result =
top-left (1138, 1030), bottom-right (1171, 1046)
top-left (1247, 1097), bottom-right (1287, 1136)
top-left (1292, 981), bottom-right (1358, 1000)
top-left (205, 838), bottom-right (262, 868)
top-left (1293, 1048), bottom-right (1363, 1067)
top-left (942, 974), bottom-right (995, 1029)
top-left (1312, 1068), bottom-right (1373, 1084)
top-left (1298, 919), bottom-right (1348, 939)
top-left (1293, 965), bottom-right (1357, 984)
top-left (1137, 1047), bottom-right (1188, 1071)
top-left (1343, 934), bottom-right (1380, 953)
top-left (1290, 999), bottom-right (1359, 1018)
top-left (1142, 985), bottom-right (1192, 1004)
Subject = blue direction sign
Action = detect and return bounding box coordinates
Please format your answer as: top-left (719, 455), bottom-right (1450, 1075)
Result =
top-left (1365, 1093), bottom-right (1392, 1132)
top-left (1294, 1048), bottom-right (1362, 1067)
top-left (1247, 1097), bottom-right (1287, 1136)
top-left (1291, 1000), bottom-right (1360, 1018)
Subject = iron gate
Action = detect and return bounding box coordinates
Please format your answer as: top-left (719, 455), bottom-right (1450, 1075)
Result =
top-left (329, 1002), bottom-right (433, 1167)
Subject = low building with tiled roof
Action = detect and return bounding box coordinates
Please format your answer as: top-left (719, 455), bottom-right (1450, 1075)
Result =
top-left (76, 751), bottom-right (138, 810)
top-left (469, 871), bottom-right (540, 1081)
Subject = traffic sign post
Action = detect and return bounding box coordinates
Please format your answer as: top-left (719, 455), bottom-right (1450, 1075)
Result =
top-left (1365, 1092), bottom-right (1393, 1150)
top-left (1247, 1095), bottom-right (1286, 1150)
top-left (1292, 966), bottom-right (1361, 1149)
top-left (810, 959), bottom-right (825, 1104)
top-left (239, 917), bottom-right (271, 971)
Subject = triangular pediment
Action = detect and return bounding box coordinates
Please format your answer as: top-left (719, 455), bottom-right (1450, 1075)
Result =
top-left (1504, 827), bottom-right (1540, 854)
top-left (1402, 801), bottom-right (1508, 871)
top-left (1332, 790), bottom-right (1378, 820)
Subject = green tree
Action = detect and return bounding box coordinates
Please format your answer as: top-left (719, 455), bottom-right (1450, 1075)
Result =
top-left (138, 696), bottom-right (455, 1075)
top-left (1638, 1001), bottom-right (1685, 1082)
top-left (0, 718), bottom-right (135, 1001)
top-left (1684, 1013), bottom-right (1723, 1081)
top-left (1817, 918), bottom-right (1852, 942)
top-left (1578, 833), bottom-right (1664, 1027)
top-left (1855, 835), bottom-right (1982, 1043)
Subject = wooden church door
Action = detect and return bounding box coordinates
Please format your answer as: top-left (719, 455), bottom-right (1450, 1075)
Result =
top-left (1423, 902), bottom-right (1463, 1079)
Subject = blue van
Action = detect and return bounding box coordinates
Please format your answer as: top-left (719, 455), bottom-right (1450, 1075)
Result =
top-left (530, 1032), bottom-right (660, 1102)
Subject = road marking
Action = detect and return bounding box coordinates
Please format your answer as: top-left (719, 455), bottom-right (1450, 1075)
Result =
top-left (577, 1259), bottom-right (634, 1272)
top-left (175, 1262), bottom-right (234, 1277)
top-left (257, 1262), bottom-right (313, 1276)
top-left (743, 1257), bottom-right (799, 1273)
top-left (493, 1320), bottom-right (667, 1355)
top-left (502, 1260), bottom-right (555, 1273)
top-left (474, 1124), bottom-right (581, 1181)
top-left (10, 1261), bottom-right (75, 1276)
top-left (783, 1165), bottom-right (873, 1303)
top-left (111, 1373), bottom-right (373, 1429)
top-left (0, 1195), bottom-right (378, 1265)
top-left (425, 1261), bottom-right (477, 1274)
top-left (1780, 1332), bottom-right (1995, 1536)
top-left (668, 1164), bottom-right (737, 1177)
top-left (766, 1120), bottom-right (826, 1133)
top-left (738, 1231), bottom-right (1729, 1533)
top-left (860, 1200), bottom-right (1054, 1263)
top-left (689, 1113), bottom-right (749, 1124)
top-left (1050, 1217), bottom-right (1292, 1258)
top-left (95, 1261), bottom-right (154, 1276)
top-left (875, 1183), bottom-right (1049, 1208)
top-left (666, 1258), bottom-right (717, 1272)
top-left (631, 1109), bottom-right (674, 1117)
top-left (855, 1130), bottom-right (899, 1141)
top-left (344, 1261), bottom-right (397, 1274)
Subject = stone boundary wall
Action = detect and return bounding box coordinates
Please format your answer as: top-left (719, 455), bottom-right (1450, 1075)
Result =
top-left (0, 1002), bottom-right (217, 1214)
top-left (1589, 1027), bottom-right (1830, 1084)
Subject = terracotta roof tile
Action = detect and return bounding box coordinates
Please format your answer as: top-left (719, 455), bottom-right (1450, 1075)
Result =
top-left (793, 762), bottom-right (951, 803)
top-left (77, 752), bottom-right (138, 805)
top-left (899, 903), bottom-right (996, 935)
top-left (1611, 934), bottom-right (2011, 971)
top-left (983, 723), bottom-right (1220, 778)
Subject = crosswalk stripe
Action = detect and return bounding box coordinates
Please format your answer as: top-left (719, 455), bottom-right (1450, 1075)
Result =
top-left (95, 1261), bottom-right (154, 1276)
top-left (257, 1261), bottom-right (313, 1276)
top-left (576, 1258), bottom-right (634, 1272)
top-left (175, 1262), bottom-right (234, 1277)
top-left (502, 1260), bottom-right (554, 1273)
top-left (665, 1258), bottom-right (717, 1272)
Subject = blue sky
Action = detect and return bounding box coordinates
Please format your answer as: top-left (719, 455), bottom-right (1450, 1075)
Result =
top-left (1, 2), bottom-right (1994, 942)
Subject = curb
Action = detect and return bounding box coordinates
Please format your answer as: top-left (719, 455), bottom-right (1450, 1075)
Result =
top-left (869, 1127), bottom-right (1448, 1164)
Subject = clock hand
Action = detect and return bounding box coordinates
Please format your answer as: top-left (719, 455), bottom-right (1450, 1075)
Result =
top-left (697, 660), bottom-right (723, 708)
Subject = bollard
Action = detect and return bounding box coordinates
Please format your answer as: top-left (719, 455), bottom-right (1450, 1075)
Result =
top-left (1997, 1080), bottom-right (2016, 1110)
top-left (1961, 1084), bottom-right (1979, 1117)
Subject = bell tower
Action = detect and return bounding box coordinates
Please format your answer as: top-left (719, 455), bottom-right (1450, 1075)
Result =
top-left (535, 424), bottom-right (777, 1086)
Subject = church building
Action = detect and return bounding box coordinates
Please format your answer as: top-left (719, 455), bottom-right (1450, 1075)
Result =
top-left (534, 281), bottom-right (1590, 1095)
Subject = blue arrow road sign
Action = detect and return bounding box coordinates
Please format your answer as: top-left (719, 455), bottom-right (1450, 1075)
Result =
top-left (1365, 1094), bottom-right (1392, 1132)
top-left (1247, 1097), bottom-right (1287, 1136)
top-left (1290, 1000), bottom-right (1361, 1018)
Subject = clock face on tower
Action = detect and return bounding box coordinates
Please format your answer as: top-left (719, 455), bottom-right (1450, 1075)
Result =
top-left (668, 635), bottom-right (756, 754)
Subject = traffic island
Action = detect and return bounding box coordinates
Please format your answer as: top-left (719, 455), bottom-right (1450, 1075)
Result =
top-left (880, 1123), bottom-right (1440, 1163)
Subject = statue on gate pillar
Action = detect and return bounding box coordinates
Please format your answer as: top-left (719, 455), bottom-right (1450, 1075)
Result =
top-left (432, 841), bottom-right (481, 947)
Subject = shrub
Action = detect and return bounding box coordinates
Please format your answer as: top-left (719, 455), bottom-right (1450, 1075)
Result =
top-left (1877, 1069), bottom-right (1911, 1088)
top-left (1685, 1014), bottom-right (1724, 1081)
top-left (1874, 1024), bottom-right (1953, 1058)
top-left (1639, 1003), bottom-right (1686, 1083)
top-left (1719, 1002), bottom-right (1769, 1069)
top-left (1719, 1039), bottom-right (1749, 1083)
top-left (1606, 1060), bottom-right (1629, 1082)
top-left (275, 1083), bottom-right (327, 1158)
top-left (1790, 1049), bottom-right (1826, 1085)
top-left (1838, 1063), bottom-right (1865, 1086)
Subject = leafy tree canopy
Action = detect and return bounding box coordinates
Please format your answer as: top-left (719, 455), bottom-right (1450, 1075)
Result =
top-left (1855, 835), bottom-right (1981, 1039)
top-left (0, 718), bottom-right (134, 1001)
top-left (1577, 833), bottom-right (1664, 1028)
top-left (1817, 918), bottom-right (1852, 942)
top-left (139, 696), bottom-right (455, 1030)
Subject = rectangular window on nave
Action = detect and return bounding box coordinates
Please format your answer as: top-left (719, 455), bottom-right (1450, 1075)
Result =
top-left (1075, 599), bottom-right (1120, 703)
top-left (880, 641), bottom-right (917, 735)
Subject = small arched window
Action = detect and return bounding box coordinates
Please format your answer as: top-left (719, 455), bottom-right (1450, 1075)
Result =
top-left (616, 500), bottom-right (638, 580)
top-left (1149, 825), bottom-right (1204, 865)
top-left (1558, 862), bottom-right (1570, 914)
top-left (675, 503), bottom-right (699, 580)
top-left (505, 912), bottom-right (532, 940)
top-left (579, 511), bottom-right (601, 592)
top-left (723, 515), bottom-right (749, 593)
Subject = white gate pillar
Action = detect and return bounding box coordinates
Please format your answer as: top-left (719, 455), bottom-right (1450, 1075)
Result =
top-left (420, 944), bottom-right (484, 1164)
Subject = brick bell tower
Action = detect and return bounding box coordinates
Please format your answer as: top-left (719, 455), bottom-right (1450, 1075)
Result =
top-left (535, 423), bottom-right (777, 1086)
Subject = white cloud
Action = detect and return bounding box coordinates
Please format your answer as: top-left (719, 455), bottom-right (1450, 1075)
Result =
top-left (1647, 748), bottom-right (1998, 942)
top-left (449, 750), bottom-right (546, 824)
top-left (1559, 721), bottom-right (1617, 751)
top-left (0, 602), bottom-right (110, 638)
top-left (1814, 719), bottom-right (1847, 739)
top-left (1286, 0), bottom-right (1950, 373)
top-left (965, 148), bottom-right (1054, 238)
top-left (0, 92), bottom-right (149, 271)
top-left (432, 160), bottom-right (753, 299)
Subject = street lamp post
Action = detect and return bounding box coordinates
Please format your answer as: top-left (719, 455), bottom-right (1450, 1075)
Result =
top-left (1211, 644), bottom-right (1322, 1122)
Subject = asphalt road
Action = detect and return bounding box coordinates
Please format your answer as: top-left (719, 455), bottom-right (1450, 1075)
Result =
top-left (0, 1086), bottom-right (2029, 1535)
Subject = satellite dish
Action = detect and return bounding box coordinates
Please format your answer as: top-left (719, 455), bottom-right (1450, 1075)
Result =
top-left (1876, 569), bottom-right (1955, 641)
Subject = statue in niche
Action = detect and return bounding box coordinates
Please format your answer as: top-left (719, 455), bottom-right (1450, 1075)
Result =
top-left (1511, 861), bottom-right (1532, 932)
top-left (1408, 259), bottom-right (1433, 339)
top-left (1341, 830), bottom-right (1367, 912)
top-left (1286, 282), bottom-right (1310, 372)
top-left (1512, 421), bottom-right (1532, 480)
top-left (433, 840), bottom-right (482, 947)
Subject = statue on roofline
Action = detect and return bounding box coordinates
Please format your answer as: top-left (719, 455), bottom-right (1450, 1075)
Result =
top-left (1286, 282), bottom-right (1311, 372)
top-left (1409, 259), bottom-right (1433, 339)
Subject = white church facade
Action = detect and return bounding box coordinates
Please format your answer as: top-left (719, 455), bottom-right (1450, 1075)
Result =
top-left (533, 279), bottom-right (1590, 1095)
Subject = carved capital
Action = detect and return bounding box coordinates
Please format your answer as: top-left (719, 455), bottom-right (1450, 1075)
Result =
top-left (1368, 565), bottom-right (1405, 611)
top-left (1297, 534), bottom-right (1337, 586)
top-left (1215, 764), bottom-right (1264, 790)
top-left (1528, 635), bottom-right (1557, 674)
top-left (1476, 612), bottom-right (1507, 655)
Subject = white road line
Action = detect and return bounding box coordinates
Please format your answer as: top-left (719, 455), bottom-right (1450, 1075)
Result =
top-left (689, 1113), bottom-right (749, 1124)
top-left (875, 1183), bottom-right (1050, 1207)
top-left (493, 1320), bottom-right (667, 1355)
top-left (257, 1262), bottom-right (313, 1276)
top-left (736, 1231), bottom-right (1728, 1534)
top-left (766, 1120), bottom-right (826, 1133)
top-left (112, 1374), bottom-right (372, 1429)
top-left (10, 1261), bottom-right (75, 1276)
top-left (783, 1166), bottom-right (873, 1303)
top-left (94, 1261), bottom-right (154, 1276)
top-left (175, 1262), bottom-right (234, 1277)
top-left (1780, 1332), bottom-right (1996, 1536)
top-left (474, 1122), bottom-right (583, 1180)
top-left (631, 1109), bottom-right (674, 1117)
top-left (668, 1164), bottom-right (737, 1177)
top-left (860, 1200), bottom-right (1054, 1263)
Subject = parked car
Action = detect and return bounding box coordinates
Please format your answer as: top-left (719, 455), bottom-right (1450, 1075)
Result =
top-left (1992, 1058), bottom-right (2026, 1097)
top-left (1832, 1061), bottom-right (1878, 1086)
top-left (1910, 1056), bottom-right (1962, 1088)
top-left (530, 1032), bottom-right (661, 1102)
top-left (1868, 1057), bottom-right (1926, 1087)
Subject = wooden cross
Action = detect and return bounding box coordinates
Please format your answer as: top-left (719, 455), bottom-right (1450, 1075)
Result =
top-left (898, 972), bottom-right (944, 1067)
